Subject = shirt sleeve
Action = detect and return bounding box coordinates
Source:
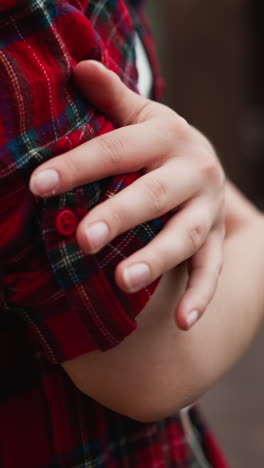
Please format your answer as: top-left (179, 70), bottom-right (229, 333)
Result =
top-left (36, 123), bottom-right (169, 362)
top-left (0, 0), bottom-right (169, 363)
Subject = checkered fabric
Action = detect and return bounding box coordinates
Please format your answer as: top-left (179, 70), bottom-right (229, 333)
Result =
top-left (0, 0), bottom-right (167, 362)
top-left (0, 1), bottom-right (228, 466)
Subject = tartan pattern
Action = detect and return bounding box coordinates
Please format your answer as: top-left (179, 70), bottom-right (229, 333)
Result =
top-left (0, 0), bottom-right (167, 362)
top-left (0, 308), bottom-right (228, 468)
top-left (0, 1), bottom-right (228, 467)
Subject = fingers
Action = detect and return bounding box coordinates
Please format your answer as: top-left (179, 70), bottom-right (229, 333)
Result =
top-left (113, 200), bottom-right (215, 295)
top-left (28, 60), bottom-right (226, 324)
top-left (29, 58), bottom-right (147, 197)
top-left (74, 60), bottom-right (149, 127)
top-left (29, 119), bottom-right (172, 197)
top-left (29, 60), bottom-right (181, 198)
top-left (76, 159), bottom-right (202, 254)
top-left (175, 222), bottom-right (225, 331)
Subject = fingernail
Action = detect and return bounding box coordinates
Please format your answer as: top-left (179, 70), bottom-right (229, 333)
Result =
top-left (186, 310), bottom-right (200, 329)
top-left (123, 263), bottom-right (151, 293)
top-left (30, 169), bottom-right (59, 196)
top-left (85, 222), bottom-right (109, 253)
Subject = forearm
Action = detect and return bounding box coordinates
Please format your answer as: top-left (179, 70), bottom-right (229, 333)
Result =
top-left (63, 184), bottom-right (264, 421)
top-left (139, 186), bottom-right (264, 419)
top-left (171, 213), bottom-right (264, 409)
top-left (143, 185), bottom-right (264, 419)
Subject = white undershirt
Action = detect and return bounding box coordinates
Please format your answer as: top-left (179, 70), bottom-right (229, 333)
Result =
top-left (135, 33), bottom-right (153, 98)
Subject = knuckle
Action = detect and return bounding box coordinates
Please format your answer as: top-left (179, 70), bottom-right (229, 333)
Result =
top-left (188, 224), bottom-right (204, 252)
top-left (167, 114), bottom-right (189, 140)
top-left (144, 176), bottom-right (169, 215)
top-left (105, 203), bottom-right (123, 234)
top-left (144, 249), bottom-right (165, 277)
top-left (176, 116), bottom-right (189, 138)
top-left (200, 153), bottom-right (224, 187)
top-left (98, 133), bottom-right (124, 167)
top-left (129, 99), bottom-right (153, 124)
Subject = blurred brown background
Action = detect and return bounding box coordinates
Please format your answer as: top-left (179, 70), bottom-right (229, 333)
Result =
top-left (148, 1), bottom-right (264, 466)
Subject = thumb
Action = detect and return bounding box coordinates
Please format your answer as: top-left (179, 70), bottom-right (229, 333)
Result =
top-left (74, 60), bottom-right (147, 127)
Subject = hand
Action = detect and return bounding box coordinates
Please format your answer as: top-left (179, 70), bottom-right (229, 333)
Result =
top-left (30, 60), bottom-right (225, 330)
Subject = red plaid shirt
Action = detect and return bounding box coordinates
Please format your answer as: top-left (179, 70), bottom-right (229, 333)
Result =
top-left (0, 1), bottom-right (228, 466)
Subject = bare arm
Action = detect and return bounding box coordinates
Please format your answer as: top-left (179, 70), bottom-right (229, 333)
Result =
top-left (63, 182), bottom-right (264, 421)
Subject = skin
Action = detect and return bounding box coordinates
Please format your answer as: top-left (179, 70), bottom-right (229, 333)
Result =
top-left (30, 63), bottom-right (264, 422)
top-left (62, 184), bottom-right (264, 422)
top-left (30, 61), bottom-right (225, 330)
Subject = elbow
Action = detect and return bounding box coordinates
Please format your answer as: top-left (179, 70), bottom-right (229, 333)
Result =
top-left (92, 384), bottom-right (195, 423)
top-left (76, 378), bottom-right (187, 422)
top-left (120, 373), bottom-right (199, 422)
top-left (118, 394), bottom-right (195, 423)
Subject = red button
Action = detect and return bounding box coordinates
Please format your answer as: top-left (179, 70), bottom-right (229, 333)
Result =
top-left (55, 210), bottom-right (78, 236)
